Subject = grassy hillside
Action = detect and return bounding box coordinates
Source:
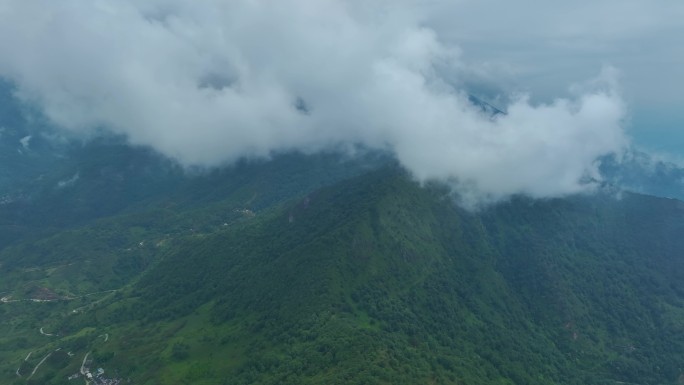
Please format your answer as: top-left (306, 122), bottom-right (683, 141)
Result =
top-left (2, 166), bottom-right (684, 384)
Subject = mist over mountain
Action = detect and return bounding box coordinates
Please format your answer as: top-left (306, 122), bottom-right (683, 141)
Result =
top-left (0, 0), bottom-right (634, 206)
top-left (1, 94), bottom-right (684, 383)
top-left (1, 2), bottom-right (684, 385)
top-left (0, 81), bottom-right (69, 194)
top-left (600, 150), bottom-right (684, 201)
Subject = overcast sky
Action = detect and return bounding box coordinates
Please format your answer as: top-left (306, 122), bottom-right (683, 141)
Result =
top-left (426, 0), bottom-right (684, 153)
top-left (0, 0), bottom-right (681, 206)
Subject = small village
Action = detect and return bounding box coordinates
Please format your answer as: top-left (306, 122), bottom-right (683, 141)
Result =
top-left (69, 352), bottom-right (122, 385)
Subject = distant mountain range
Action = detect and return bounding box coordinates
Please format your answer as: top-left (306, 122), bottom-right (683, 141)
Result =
top-left (599, 150), bottom-right (684, 201)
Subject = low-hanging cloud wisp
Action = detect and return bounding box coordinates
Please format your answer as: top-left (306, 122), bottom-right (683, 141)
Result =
top-left (0, 0), bottom-right (628, 206)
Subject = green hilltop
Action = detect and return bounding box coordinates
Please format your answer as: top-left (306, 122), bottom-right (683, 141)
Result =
top-left (1, 160), bottom-right (684, 385)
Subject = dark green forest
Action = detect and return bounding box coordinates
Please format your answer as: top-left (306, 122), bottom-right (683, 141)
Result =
top-left (2, 157), bottom-right (684, 384)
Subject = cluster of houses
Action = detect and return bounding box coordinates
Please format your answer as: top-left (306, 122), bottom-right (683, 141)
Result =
top-left (70, 364), bottom-right (121, 384)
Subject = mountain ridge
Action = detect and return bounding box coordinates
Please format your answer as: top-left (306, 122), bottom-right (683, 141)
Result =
top-left (1, 154), bottom-right (684, 384)
top-left (16, 167), bottom-right (678, 384)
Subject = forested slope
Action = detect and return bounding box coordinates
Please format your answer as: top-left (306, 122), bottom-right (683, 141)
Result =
top-left (2, 166), bottom-right (684, 385)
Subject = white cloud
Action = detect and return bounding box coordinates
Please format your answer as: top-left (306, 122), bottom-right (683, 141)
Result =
top-left (0, 0), bottom-right (630, 205)
top-left (57, 173), bottom-right (79, 189)
top-left (19, 135), bottom-right (31, 150)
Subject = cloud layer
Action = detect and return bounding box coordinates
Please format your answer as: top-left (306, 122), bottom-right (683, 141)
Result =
top-left (0, 0), bottom-right (628, 205)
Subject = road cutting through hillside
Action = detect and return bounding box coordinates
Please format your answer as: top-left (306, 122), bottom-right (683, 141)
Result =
top-left (27, 349), bottom-right (59, 380)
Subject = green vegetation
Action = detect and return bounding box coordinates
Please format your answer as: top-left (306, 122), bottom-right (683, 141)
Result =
top-left (2, 162), bottom-right (684, 384)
